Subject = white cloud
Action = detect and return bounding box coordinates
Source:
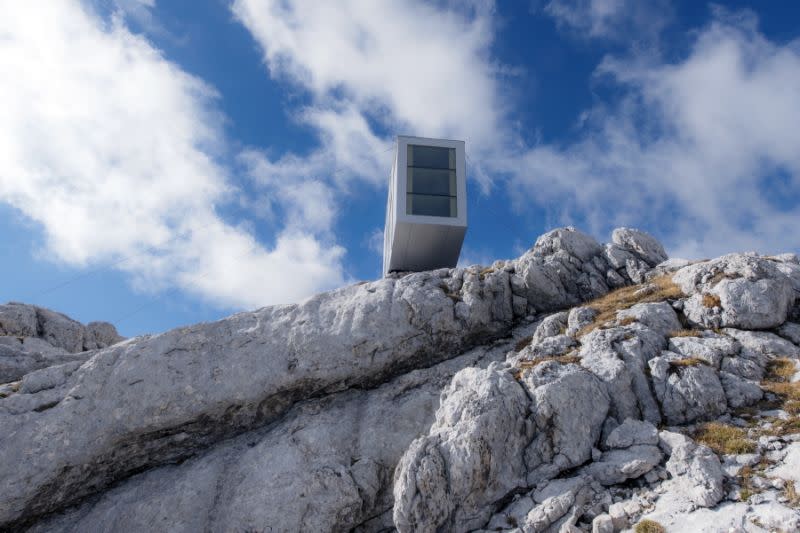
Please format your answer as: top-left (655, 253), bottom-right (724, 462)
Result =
top-left (542, 0), bottom-right (672, 42)
top-left (234, 1), bottom-right (800, 262)
top-left (0, 0), bottom-right (347, 309)
top-left (508, 9), bottom-right (800, 257)
top-left (231, 0), bottom-right (509, 190)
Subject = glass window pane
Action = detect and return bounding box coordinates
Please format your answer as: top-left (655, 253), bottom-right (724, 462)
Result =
top-left (407, 168), bottom-right (456, 196)
top-left (406, 194), bottom-right (457, 217)
top-left (408, 145), bottom-right (455, 169)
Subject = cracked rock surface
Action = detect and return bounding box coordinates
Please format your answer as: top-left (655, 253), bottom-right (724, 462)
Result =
top-left (3, 227), bottom-right (800, 532)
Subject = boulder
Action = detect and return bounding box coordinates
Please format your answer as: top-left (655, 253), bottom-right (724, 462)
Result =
top-left (659, 431), bottom-right (725, 507)
top-left (583, 444), bottom-right (662, 485)
top-left (674, 254), bottom-right (796, 330)
top-left (521, 362), bottom-right (610, 485)
top-left (604, 418), bottom-right (659, 449)
top-left (392, 365), bottom-right (532, 533)
top-left (611, 228), bottom-right (668, 267)
top-left (649, 352), bottom-right (727, 425)
top-left (719, 371), bottom-right (763, 409)
top-left (566, 306), bottom-right (597, 337)
top-left (616, 301), bottom-right (682, 337)
top-left (667, 333), bottom-right (739, 369)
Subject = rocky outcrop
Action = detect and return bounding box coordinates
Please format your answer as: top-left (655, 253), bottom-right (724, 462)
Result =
top-left (0, 227), bottom-right (658, 531)
top-left (2, 227), bottom-right (800, 532)
top-left (393, 240), bottom-right (800, 532)
top-left (0, 303), bottom-right (123, 383)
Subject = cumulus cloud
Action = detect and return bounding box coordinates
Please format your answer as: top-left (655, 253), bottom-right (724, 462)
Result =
top-left (231, 0), bottom-right (509, 189)
top-left (508, 8), bottom-right (800, 257)
top-left (542, 0), bottom-right (673, 42)
top-left (0, 1), bottom-right (347, 308)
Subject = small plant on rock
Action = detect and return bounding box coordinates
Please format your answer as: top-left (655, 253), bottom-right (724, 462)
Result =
top-left (693, 422), bottom-right (755, 455)
top-left (576, 275), bottom-right (684, 337)
top-left (634, 519), bottom-right (666, 533)
top-left (701, 293), bottom-right (721, 308)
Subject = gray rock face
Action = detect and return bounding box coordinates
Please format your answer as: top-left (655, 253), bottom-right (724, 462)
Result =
top-left (777, 321), bottom-right (800, 345)
top-left (583, 444), bottom-right (663, 485)
top-left (566, 306), bottom-right (597, 337)
top-left (667, 333), bottom-right (740, 369)
top-left (604, 418), bottom-right (659, 449)
top-left (6, 226), bottom-right (800, 533)
top-left (0, 303), bottom-right (124, 383)
top-left (522, 363), bottom-right (610, 484)
top-left (611, 227), bottom-right (668, 267)
top-left (515, 228), bottom-right (618, 312)
top-left (616, 301), bottom-right (681, 337)
top-left (392, 365), bottom-right (532, 533)
top-left (579, 325), bottom-right (663, 425)
top-left (649, 352), bottom-right (728, 425)
top-left (659, 431), bottom-right (725, 508)
top-left (674, 254), bottom-right (797, 329)
top-left (26, 342), bottom-right (509, 533)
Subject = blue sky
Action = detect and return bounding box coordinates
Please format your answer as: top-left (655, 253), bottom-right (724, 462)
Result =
top-left (2, 0), bottom-right (799, 337)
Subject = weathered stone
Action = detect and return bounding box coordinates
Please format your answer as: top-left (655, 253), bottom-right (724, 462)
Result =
top-left (667, 333), bottom-right (739, 369)
top-left (612, 228), bottom-right (668, 267)
top-left (604, 418), bottom-right (659, 449)
top-left (659, 431), bottom-right (725, 508)
top-left (583, 444), bottom-right (662, 485)
top-left (777, 321), bottom-right (800, 346)
top-left (522, 363), bottom-right (610, 485)
top-left (580, 326), bottom-right (663, 425)
top-left (649, 352), bottom-right (728, 425)
top-left (719, 371), bottom-right (763, 409)
top-left (674, 254), bottom-right (796, 330)
top-left (566, 306), bottom-right (597, 337)
top-left (392, 365), bottom-right (531, 533)
top-left (616, 301), bottom-right (681, 337)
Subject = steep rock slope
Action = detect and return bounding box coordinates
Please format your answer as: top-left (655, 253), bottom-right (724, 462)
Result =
top-left (0, 227), bottom-right (660, 531)
top-left (2, 227), bottom-right (799, 533)
top-left (0, 303), bottom-right (123, 383)
top-left (393, 250), bottom-right (800, 532)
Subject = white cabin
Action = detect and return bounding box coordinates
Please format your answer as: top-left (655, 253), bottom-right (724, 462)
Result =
top-left (383, 135), bottom-right (467, 274)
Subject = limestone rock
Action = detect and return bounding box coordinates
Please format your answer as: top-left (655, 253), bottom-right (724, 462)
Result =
top-left (0, 303), bottom-right (38, 337)
top-left (521, 362), bottom-right (610, 485)
top-left (531, 311), bottom-right (569, 343)
top-left (392, 365), bottom-right (531, 533)
top-left (674, 254), bottom-right (796, 329)
top-left (777, 321), bottom-right (800, 345)
top-left (566, 306), bottom-right (597, 337)
top-left (616, 301), bottom-right (681, 337)
top-left (659, 431), bottom-right (725, 508)
top-left (583, 444), bottom-right (662, 485)
top-left (649, 352), bottom-right (727, 425)
top-left (719, 371), bottom-right (763, 409)
top-left (611, 227), bottom-right (668, 267)
top-left (604, 418), bottom-right (659, 449)
top-left (579, 326), bottom-right (663, 425)
top-left (667, 333), bottom-right (739, 369)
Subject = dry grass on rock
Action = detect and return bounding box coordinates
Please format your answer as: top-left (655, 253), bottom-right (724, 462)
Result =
top-left (634, 519), bottom-right (666, 533)
top-left (517, 354), bottom-right (581, 371)
top-left (668, 329), bottom-right (703, 338)
top-left (575, 275), bottom-right (684, 337)
top-left (693, 422), bottom-right (756, 455)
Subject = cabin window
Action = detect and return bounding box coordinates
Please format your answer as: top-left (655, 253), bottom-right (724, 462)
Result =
top-left (406, 145), bottom-right (457, 217)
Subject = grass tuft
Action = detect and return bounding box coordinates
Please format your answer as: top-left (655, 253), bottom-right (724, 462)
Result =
top-left (514, 335), bottom-right (533, 352)
top-left (785, 480), bottom-right (800, 508)
top-left (693, 422), bottom-right (756, 455)
top-left (517, 354), bottom-right (581, 371)
top-left (575, 275), bottom-right (683, 337)
top-left (668, 329), bottom-right (703, 338)
top-left (634, 519), bottom-right (666, 533)
top-left (702, 293), bottom-right (721, 308)
top-left (669, 357), bottom-right (709, 368)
